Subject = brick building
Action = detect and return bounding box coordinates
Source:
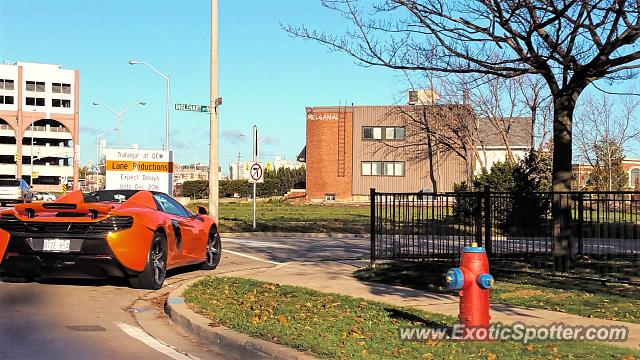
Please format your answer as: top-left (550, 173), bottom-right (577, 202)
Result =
top-left (573, 160), bottom-right (640, 190)
top-left (303, 103), bottom-right (531, 201)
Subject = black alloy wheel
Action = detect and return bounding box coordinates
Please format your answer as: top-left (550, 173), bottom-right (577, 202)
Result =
top-left (201, 227), bottom-right (222, 270)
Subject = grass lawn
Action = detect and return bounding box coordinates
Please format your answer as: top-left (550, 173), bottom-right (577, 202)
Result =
top-left (355, 261), bottom-right (640, 324)
top-left (184, 276), bottom-right (637, 359)
top-left (187, 200), bottom-right (370, 233)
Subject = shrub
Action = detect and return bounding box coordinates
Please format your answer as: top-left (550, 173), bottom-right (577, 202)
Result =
top-left (453, 151), bottom-right (552, 234)
top-left (182, 180), bottom-right (209, 199)
top-left (182, 167), bottom-right (306, 199)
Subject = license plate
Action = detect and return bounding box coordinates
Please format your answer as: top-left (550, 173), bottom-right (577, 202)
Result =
top-left (43, 239), bottom-right (71, 252)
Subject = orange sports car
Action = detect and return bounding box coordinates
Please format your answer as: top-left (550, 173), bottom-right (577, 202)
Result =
top-left (0, 189), bottom-right (222, 289)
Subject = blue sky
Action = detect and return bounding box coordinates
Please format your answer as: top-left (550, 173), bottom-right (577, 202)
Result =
top-left (2, 0), bottom-right (639, 171)
top-left (0, 0), bottom-right (403, 171)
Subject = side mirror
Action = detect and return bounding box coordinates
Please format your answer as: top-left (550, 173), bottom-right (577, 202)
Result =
top-left (197, 206), bottom-right (208, 215)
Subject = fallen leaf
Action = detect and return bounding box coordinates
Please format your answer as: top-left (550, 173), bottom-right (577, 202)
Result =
top-left (277, 314), bottom-right (288, 325)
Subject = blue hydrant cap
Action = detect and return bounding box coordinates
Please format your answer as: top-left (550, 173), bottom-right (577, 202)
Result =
top-left (445, 268), bottom-right (464, 290)
top-left (477, 273), bottom-right (494, 289)
top-left (463, 246), bottom-right (486, 253)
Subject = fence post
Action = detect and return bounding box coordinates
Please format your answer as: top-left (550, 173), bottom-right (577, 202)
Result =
top-left (370, 188), bottom-right (376, 267)
top-left (577, 193), bottom-right (584, 256)
top-left (484, 186), bottom-right (492, 257)
top-left (475, 192), bottom-right (483, 247)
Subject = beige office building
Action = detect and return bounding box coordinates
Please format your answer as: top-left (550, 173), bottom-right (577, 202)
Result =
top-left (0, 61), bottom-right (80, 191)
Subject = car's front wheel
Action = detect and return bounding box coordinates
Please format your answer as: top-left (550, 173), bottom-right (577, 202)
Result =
top-left (200, 227), bottom-right (222, 270)
top-left (129, 231), bottom-right (168, 290)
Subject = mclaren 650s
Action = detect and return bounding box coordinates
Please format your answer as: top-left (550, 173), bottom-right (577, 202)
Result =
top-left (0, 189), bottom-right (222, 289)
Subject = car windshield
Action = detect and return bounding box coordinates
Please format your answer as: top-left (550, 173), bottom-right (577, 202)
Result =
top-left (83, 190), bottom-right (140, 203)
top-left (0, 179), bottom-right (20, 187)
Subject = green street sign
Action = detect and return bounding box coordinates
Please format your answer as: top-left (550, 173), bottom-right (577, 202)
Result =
top-left (174, 103), bottom-right (211, 113)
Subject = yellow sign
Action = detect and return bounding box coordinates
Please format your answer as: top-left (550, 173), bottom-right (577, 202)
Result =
top-left (105, 160), bottom-right (173, 173)
top-left (31, 172), bottom-right (39, 179)
top-left (265, 162), bottom-right (272, 171)
top-left (61, 183), bottom-right (68, 193)
top-left (15, 154), bottom-right (19, 162)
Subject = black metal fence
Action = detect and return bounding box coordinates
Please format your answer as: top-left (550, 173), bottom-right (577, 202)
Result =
top-left (370, 188), bottom-right (640, 274)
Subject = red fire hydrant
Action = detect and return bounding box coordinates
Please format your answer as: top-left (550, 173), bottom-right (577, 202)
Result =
top-left (445, 243), bottom-right (494, 339)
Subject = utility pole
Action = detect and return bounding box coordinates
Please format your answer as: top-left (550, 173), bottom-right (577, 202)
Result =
top-left (208, 0), bottom-right (220, 218)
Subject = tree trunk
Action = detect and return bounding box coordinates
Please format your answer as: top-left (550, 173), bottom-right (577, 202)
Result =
top-left (530, 104), bottom-right (537, 151)
top-left (426, 132), bottom-right (438, 193)
top-left (422, 107), bottom-right (438, 193)
top-left (551, 92), bottom-right (577, 272)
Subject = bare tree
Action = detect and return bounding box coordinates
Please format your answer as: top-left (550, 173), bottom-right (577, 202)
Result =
top-left (285, 0), bottom-right (640, 271)
top-left (380, 103), bottom-right (478, 193)
top-left (574, 93), bottom-right (640, 190)
top-left (516, 75), bottom-right (553, 152)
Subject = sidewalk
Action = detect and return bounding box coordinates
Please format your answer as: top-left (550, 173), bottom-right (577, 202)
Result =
top-left (222, 259), bottom-right (640, 349)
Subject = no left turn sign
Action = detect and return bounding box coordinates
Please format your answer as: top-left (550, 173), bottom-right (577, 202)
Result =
top-left (248, 162), bottom-right (264, 183)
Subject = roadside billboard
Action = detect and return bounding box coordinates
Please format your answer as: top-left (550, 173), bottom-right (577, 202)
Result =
top-left (104, 149), bottom-right (173, 194)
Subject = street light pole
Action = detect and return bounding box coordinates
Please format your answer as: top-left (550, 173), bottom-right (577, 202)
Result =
top-left (128, 60), bottom-right (170, 151)
top-left (30, 108), bottom-right (36, 187)
top-left (209, 0), bottom-right (220, 219)
top-left (96, 132), bottom-right (105, 191)
top-left (166, 76), bottom-right (170, 152)
top-left (92, 101), bottom-right (145, 146)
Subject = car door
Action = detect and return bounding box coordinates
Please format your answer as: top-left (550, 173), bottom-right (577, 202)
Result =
top-left (152, 193), bottom-right (201, 261)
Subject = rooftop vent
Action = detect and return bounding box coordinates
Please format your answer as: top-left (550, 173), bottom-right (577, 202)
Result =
top-left (408, 89), bottom-right (440, 105)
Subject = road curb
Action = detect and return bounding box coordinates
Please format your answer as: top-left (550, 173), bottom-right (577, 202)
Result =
top-left (221, 232), bottom-right (367, 239)
top-left (165, 277), bottom-right (316, 360)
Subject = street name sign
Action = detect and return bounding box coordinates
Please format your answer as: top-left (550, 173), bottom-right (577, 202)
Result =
top-left (174, 103), bottom-right (211, 113)
top-left (104, 148), bottom-right (174, 194)
top-left (248, 162), bottom-right (264, 183)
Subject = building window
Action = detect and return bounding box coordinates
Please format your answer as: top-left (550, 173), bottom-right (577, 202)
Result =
top-left (0, 79), bottom-right (14, 90)
top-left (363, 126), bottom-right (405, 140)
top-left (0, 95), bottom-right (14, 105)
top-left (361, 161), bottom-right (384, 176)
top-left (631, 168), bottom-right (640, 189)
top-left (52, 83), bottom-right (71, 94)
top-left (363, 126), bottom-right (383, 140)
top-left (26, 97), bottom-right (45, 106)
top-left (324, 193), bottom-right (336, 201)
top-left (52, 99), bottom-right (71, 108)
top-left (26, 81), bottom-right (45, 92)
top-left (383, 161), bottom-right (405, 176)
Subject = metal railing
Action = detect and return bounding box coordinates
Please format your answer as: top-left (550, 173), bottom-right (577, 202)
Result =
top-left (370, 188), bottom-right (640, 266)
top-left (26, 125), bottom-right (70, 133)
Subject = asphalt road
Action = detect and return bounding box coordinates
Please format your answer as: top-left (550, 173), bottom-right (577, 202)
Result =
top-left (0, 232), bottom-right (371, 360)
top-left (0, 242), bottom-right (283, 360)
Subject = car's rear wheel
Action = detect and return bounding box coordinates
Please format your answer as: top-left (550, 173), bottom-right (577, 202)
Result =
top-left (200, 227), bottom-right (222, 270)
top-left (129, 231), bottom-right (167, 290)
